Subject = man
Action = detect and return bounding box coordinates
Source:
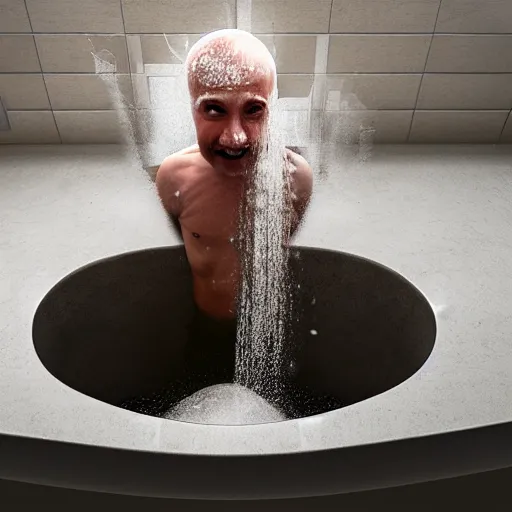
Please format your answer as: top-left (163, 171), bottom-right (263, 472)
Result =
top-left (154, 29), bottom-right (313, 395)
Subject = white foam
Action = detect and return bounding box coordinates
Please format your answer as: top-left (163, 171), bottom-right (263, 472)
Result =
top-left (185, 29), bottom-right (276, 91)
top-left (164, 383), bottom-right (286, 425)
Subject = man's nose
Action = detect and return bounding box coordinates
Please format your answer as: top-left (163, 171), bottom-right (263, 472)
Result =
top-left (219, 117), bottom-right (248, 148)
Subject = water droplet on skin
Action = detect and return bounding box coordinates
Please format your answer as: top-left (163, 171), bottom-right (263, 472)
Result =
top-left (206, 246), bottom-right (210, 251)
top-left (310, 330), bottom-right (318, 336)
top-left (175, 190), bottom-right (180, 197)
top-left (229, 237), bottom-right (235, 244)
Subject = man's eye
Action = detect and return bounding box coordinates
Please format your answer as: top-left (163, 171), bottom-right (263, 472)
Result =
top-left (205, 104), bottom-right (226, 116)
top-left (246, 104), bottom-right (264, 116)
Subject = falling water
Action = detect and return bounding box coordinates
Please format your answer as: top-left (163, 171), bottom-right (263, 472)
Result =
top-left (234, 87), bottom-right (293, 403)
top-left (90, 48), bottom-right (144, 168)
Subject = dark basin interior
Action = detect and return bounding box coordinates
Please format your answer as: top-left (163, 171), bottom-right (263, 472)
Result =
top-left (33, 246), bottom-right (436, 422)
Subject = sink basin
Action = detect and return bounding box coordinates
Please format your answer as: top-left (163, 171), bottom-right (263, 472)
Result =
top-left (33, 246), bottom-right (436, 422)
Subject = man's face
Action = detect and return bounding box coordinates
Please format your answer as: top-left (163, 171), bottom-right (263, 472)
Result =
top-left (190, 72), bottom-right (274, 177)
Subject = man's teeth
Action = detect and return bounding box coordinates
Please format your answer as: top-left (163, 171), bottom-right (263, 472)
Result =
top-left (225, 149), bottom-right (243, 156)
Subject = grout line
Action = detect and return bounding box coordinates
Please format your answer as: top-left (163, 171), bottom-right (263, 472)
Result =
top-left (9, 108), bottom-right (510, 112)
top-left (4, 31), bottom-right (512, 37)
top-left (118, 0), bottom-right (135, 105)
top-left (3, 71), bottom-right (512, 76)
top-left (327, 0), bottom-right (335, 33)
top-left (3, 32), bottom-right (127, 36)
top-left (407, 0), bottom-right (444, 143)
top-left (328, 32), bottom-right (512, 37)
top-left (4, 32), bottom-right (512, 36)
top-left (9, 109), bottom-right (120, 113)
top-left (7, 109), bottom-right (512, 116)
top-left (23, 0), bottom-right (62, 144)
top-left (498, 109), bottom-right (511, 142)
top-left (0, 71), bottom-right (136, 75)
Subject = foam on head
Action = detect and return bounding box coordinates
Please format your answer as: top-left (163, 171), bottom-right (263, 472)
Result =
top-left (185, 29), bottom-right (277, 93)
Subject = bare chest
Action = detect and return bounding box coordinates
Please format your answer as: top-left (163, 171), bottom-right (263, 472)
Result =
top-left (179, 180), bottom-right (243, 242)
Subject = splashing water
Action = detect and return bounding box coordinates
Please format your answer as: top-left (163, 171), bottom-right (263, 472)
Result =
top-left (91, 42), bottom-right (196, 173)
top-left (235, 87), bottom-right (293, 403)
top-left (90, 48), bottom-right (143, 167)
top-left (164, 383), bottom-right (285, 425)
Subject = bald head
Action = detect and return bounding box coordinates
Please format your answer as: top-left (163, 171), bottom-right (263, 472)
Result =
top-left (185, 29), bottom-right (276, 97)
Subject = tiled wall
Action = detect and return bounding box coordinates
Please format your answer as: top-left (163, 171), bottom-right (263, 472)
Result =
top-left (1, 0), bottom-right (512, 145)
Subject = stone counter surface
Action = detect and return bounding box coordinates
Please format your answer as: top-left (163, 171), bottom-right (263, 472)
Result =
top-left (1, 144), bottom-right (512, 499)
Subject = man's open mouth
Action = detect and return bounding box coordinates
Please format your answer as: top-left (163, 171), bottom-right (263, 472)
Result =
top-left (214, 148), bottom-right (249, 160)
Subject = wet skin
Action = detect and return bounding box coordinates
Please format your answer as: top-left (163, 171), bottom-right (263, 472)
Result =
top-left (156, 53), bottom-right (313, 320)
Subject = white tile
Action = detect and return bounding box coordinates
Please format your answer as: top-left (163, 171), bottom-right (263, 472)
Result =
top-left (317, 110), bottom-right (413, 144)
top-left (501, 114), bottom-right (512, 143)
top-left (0, 0), bottom-right (31, 32)
top-left (410, 110), bottom-right (509, 143)
top-left (0, 111), bottom-right (60, 143)
top-left (121, 0), bottom-right (235, 33)
top-left (328, 35), bottom-right (430, 73)
top-left (130, 74), bottom-right (150, 108)
top-left (44, 74), bottom-right (133, 110)
top-left (417, 74), bottom-right (512, 110)
top-left (25, 0), bottom-right (123, 33)
top-left (237, 0), bottom-right (252, 31)
top-left (426, 35), bottom-right (512, 73)
top-left (436, 0), bottom-right (512, 34)
top-left (314, 74), bottom-right (422, 110)
top-left (330, 0), bottom-right (441, 33)
top-left (0, 35), bottom-right (40, 72)
top-left (250, 0), bottom-right (332, 33)
top-left (0, 74), bottom-right (50, 110)
top-left (35, 35), bottom-right (130, 73)
top-left (126, 35), bottom-right (144, 73)
top-left (257, 35), bottom-right (317, 73)
top-left (277, 74), bottom-right (315, 98)
top-left (139, 34), bottom-right (201, 65)
top-left (54, 110), bottom-right (123, 143)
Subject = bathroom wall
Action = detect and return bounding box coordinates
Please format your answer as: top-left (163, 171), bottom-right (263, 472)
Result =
top-left (0, 0), bottom-right (512, 145)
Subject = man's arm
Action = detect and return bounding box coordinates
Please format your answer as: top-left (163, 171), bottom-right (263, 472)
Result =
top-left (155, 155), bottom-right (184, 239)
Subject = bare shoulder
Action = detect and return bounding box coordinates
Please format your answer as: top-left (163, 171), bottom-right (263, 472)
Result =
top-left (156, 145), bottom-right (203, 215)
top-left (157, 145), bottom-right (200, 181)
top-left (286, 148), bottom-right (313, 198)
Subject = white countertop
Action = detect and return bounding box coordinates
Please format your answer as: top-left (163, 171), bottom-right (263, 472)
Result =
top-left (1, 143), bottom-right (512, 459)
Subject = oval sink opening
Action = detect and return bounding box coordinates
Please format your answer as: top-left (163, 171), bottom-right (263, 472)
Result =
top-left (32, 246), bottom-right (436, 423)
